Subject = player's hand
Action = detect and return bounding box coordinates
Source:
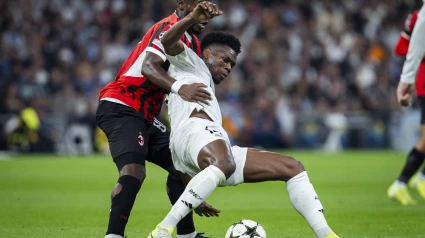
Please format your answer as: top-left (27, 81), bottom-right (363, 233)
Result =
top-left (396, 81), bottom-right (414, 107)
top-left (178, 83), bottom-right (212, 105)
top-left (194, 202), bottom-right (221, 217)
top-left (190, 1), bottom-right (223, 22)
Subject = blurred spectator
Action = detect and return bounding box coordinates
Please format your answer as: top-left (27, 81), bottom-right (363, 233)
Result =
top-left (0, 0), bottom-right (422, 151)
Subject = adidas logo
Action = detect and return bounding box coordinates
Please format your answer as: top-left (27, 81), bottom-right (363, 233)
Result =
top-left (181, 200), bottom-right (193, 209)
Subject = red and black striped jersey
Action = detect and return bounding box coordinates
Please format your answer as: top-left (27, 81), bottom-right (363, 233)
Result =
top-left (99, 13), bottom-right (201, 124)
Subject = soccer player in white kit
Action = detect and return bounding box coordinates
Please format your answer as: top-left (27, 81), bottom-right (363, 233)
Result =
top-left (148, 2), bottom-right (339, 238)
top-left (397, 2), bottom-right (425, 106)
top-left (389, 2), bottom-right (425, 205)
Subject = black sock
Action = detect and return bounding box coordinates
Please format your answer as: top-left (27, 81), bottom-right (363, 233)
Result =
top-left (167, 174), bottom-right (196, 235)
top-left (106, 175), bottom-right (142, 236)
top-left (398, 148), bottom-right (425, 184)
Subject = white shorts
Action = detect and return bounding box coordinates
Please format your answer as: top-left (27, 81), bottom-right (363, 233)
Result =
top-left (170, 117), bottom-right (247, 186)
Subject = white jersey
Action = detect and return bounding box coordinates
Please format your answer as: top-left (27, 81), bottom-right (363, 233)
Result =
top-left (400, 5), bottom-right (425, 84)
top-left (166, 44), bottom-right (223, 138)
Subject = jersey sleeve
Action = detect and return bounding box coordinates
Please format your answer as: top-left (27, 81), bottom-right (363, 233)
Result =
top-left (394, 35), bottom-right (409, 56)
top-left (165, 44), bottom-right (199, 72)
top-left (403, 11), bottom-right (419, 37)
top-left (394, 11), bottom-right (418, 56)
top-left (145, 23), bottom-right (173, 62)
top-left (145, 23), bottom-right (193, 62)
top-left (400, 6), bottom-right (425, 84)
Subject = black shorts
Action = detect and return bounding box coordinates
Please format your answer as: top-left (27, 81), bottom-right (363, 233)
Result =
top-left (96, 100), bottom-right (173, 171)
top-left (419, 96), bottom-right (425, 125)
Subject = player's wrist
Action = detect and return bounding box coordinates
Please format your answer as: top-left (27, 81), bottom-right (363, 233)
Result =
top-left (171, 81), bottom-right (185, 94)
top-left (186, 13), bottom-right (202, 24)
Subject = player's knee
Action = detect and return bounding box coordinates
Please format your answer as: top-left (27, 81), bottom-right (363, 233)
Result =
top-left (277, 156), bottom-right (305, 181)
top-left (111, 182), bottom-right (122, 199)
top-left (217, 157), bottom-right (236, 179)
top-left (416, 136), bottom-right (425, 152)
top-left (120, 164), bottom-right (146, 182)
top-left (110, 173), bottom-right (144, 200)
top-left (287, 158), bottom-right (305, 179)
top-left (198, 155), bottom-right (236, 179)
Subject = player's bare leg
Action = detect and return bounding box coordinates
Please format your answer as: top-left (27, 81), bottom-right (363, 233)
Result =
top-left (388, 125), bottom-right (425, 204)
top-left (243, 149), bottom-right (338, 238)
top-left (150, 122), bottom-right (211, 238)
top-left (149, 139), bottom-right (234, 237)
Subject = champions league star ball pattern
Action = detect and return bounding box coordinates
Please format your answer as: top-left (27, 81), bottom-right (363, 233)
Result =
top-left (225, 219), bottom-right (266, 238)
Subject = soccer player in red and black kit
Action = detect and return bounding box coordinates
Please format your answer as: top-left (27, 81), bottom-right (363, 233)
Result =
top-left (96, 1), bottom-right (217, 237)
top-left (388, 5), bottom-right (425, 205)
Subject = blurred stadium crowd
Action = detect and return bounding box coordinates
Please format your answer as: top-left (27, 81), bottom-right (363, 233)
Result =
top-left (0, 0), bottom-right (423, 153)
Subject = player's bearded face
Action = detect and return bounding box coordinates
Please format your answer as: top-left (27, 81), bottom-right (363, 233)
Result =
top-left (204, 46), bottom-right (237, 85)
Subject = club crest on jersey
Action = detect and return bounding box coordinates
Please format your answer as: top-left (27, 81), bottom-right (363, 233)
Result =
top-left (137, 133), bottom-right (144, 146)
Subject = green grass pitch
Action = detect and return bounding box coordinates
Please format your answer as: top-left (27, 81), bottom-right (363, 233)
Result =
top-left (1, 151), bottom-right (425, 237)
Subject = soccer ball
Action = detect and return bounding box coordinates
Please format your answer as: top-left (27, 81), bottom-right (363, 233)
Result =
top-left (225, 219), bottom-right (266, 238)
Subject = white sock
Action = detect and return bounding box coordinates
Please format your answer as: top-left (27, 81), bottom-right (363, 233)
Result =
top-left (105, 235), bottom-right (123, 238)
top-left (286, 171), bottom-right (333, 238)
top-left (419, 172), bottom-right (425, 180)
top-left (177, 231), bottom-right (197, 238)
top-left (395, 180), bottom-right (407, 188)
top-left (159, 165), bottom-right (226, 228)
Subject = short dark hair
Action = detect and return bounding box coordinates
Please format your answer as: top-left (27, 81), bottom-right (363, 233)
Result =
top-left (201, 31), bottom-right (241, 54)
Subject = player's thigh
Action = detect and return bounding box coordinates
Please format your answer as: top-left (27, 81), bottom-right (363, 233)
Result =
top-left (172, 118), bottom-right (234, 177)
top-left (96, 102), bottom-right (150, 172)
top-left (243, 148), bottom-right (304, 183)
top-left (194, 119), bottom-right (235, 174)
top-left (198, 138), bottom-right (235, 172)
top-left (219, 145), bottom-right (247, 186)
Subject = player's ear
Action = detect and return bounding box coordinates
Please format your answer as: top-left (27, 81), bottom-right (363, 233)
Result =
top-left (202, 48), bottom-right (212, 59)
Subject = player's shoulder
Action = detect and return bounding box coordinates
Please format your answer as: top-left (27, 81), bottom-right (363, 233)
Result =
top-left (142, 13), bottom-right (179, 42)
top-left (153, 13), bottom-right (179, 28)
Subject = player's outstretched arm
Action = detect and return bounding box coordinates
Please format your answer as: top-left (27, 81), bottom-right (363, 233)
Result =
top-left (161, 1), bottom-right (222, 56)
top-left (397, 6), bottom-right (425, 107)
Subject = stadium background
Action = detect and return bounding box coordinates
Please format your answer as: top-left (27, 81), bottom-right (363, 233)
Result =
top-left (2, 0), bottom-right (425, 237)
top-left (1, 0), bottom-right (424, 154)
